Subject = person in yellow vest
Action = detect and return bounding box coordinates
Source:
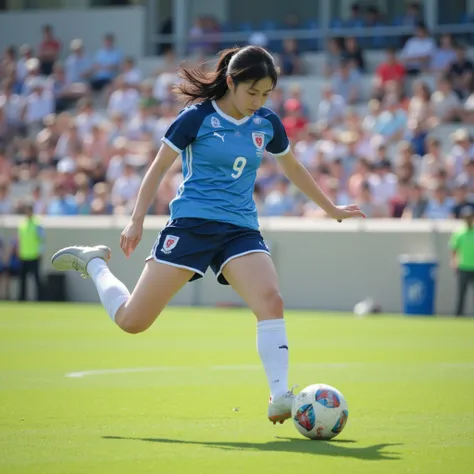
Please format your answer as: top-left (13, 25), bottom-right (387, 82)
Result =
top-left (450, 206), bottom-right (474, 316)
top-left (17, 201), bottom-right (44, 301)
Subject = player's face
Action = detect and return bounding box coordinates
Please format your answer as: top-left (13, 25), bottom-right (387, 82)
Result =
top-left (233, 77), bottom-right (274, 117)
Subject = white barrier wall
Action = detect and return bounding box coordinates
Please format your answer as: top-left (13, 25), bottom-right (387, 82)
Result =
top-left (0, 216), bottom-right (470, 315)
top-left (0, 6), bottom-right (146, 58)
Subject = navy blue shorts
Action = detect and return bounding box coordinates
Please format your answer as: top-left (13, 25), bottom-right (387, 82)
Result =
top-left (146, 218), bottom-right (271, 285)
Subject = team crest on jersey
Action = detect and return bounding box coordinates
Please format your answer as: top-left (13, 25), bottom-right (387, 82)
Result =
top-left (211, 116), bottom-right (222, 128)
top-left (161, 235), bottom-right (180, 254)
top-left (252, 132), bottom-right (265, 152)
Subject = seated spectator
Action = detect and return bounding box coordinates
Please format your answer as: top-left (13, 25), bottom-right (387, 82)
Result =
top-left (0, 178), bottom-right (13, 214)
top-left (373, 48), bottom-right (406, 100)
top-left (346, 2), bottom-right (365, 27)
top-left (430, 75), bottom-right (462, 123)
top-left (108, 75), bottom-right (140, 119)
top-left (402, 181), bottom-right (428, 218)
top-left (46, 181), bottom-right (78, 216)
top-left (332, 58), bottom-right (361, 105)
top-left (425, 185), bottom-right (454, 219)
top-left (462, 92), bottom-right (474, 124)
top-left (24, 78), bottom-right (54, 137)
top-left (122, 56), bottom-right (142, 88)
top-left (0, 46), bottom-right (17, 83)
top-left (37, 25), bottom-right (61, 77)
top-left (65, 39), bottom-right (92, 85)
top-left (0, 104), bottom-right (16, 150)
top-left (265, 87), bottom-right (285, 117)
top-left (404, 119), bottom-right (428, 157)
top-left (126, 101), bottom-right (157, 142)
top-left (399, 23), bottom-right (435, 75)
top-left (294, 123), bottom-right (319, 167)
top-left (355, 180), bottom-right (388, 218)
top-left (451, 181), bottom-right (474, 218)
top-left (262, 177), bottom-right (299, 216)
top-left (324, 38), bottom-right (343, 78)
top-left (407, 80), bottom-right (434, 125)
top-left (389, 179), bottom-right (411, 218)
top-left (448, 44), bottom-right (473, 100)
top-left (279, 39), bottom-right (303, 76)
top-left (401, 2), bottom-right (423, 26)
top-left (317, 84), bottom-right (346, 126)
top-left (48, 61), bottom-right (88, 113)
top-left (419, 137), bottom-right (445, 187)
top-left (348, 157), bottom-right (377, 199)
top-left (90, 34), bottom-right (122, 92)
top-left (447, 128), bottom-right (474, 178)
top-left (286, 84), bottom-right (310, 118)
top-left (431, 34), bottom-right (456, 74)
top-left (281, 98), bottom-right (308, 143)
top-left (16, 44), bottom-right (34, 91)
top-left (82, 123), bottom-right (108, 161)
top-left (457, 158), bottom-right (474, 194)
top-left (111, 161), bottom-right (141, 212)
top-left (303, 177), bottom-right (350, 217)
top-left (21, 58), bottom-right (43, 97)
top-left (343, 37), bottom-right (365, 72)
top-left (0, 82), bottom-right (24, 130)
top-left (365, 5), bottom-right (385, 27)
top-left (75, 98), bottom-right (101, 138)
top-left (372, 159), bottom-right (398, 207)
top-left (373, 100), bottom-right (407, 143)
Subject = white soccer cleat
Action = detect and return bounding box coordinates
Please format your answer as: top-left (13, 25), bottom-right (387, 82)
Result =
top-left (268, 387), bottom-right (297, 425)
top-left (51, 245), bottom-right (111, 279)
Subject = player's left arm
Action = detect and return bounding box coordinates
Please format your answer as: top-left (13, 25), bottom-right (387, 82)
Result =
top-left (275, 148), bottom-right (365, 221)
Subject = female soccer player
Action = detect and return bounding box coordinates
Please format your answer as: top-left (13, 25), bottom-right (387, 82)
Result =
top-left (51, 46), bottom-right (365, 424)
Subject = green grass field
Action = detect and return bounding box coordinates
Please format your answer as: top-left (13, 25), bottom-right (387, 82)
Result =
top-left (1, 303), bottom-right (473, 474)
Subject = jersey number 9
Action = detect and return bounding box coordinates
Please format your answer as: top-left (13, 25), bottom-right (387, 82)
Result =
top-left (231, 157), bottom-right (247, 179)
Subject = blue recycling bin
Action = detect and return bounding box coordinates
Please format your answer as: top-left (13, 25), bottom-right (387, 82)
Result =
top-left (400, 255), bottom-right (438, 316)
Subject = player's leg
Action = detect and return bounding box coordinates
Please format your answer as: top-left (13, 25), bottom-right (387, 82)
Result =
top-left (18, 260), bottom-right (28, 301)
top-left (51, 245), bottom-right (193, 333)
top-left (455, 269), bottom-right (469, 316)
top-left (220, 252), bottom-right (294, 424)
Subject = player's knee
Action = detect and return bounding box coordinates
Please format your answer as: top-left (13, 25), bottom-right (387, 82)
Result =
top-left (262, 287), bottom-right (284, 318)
top-left (116, 310), bottom-right (156, 334)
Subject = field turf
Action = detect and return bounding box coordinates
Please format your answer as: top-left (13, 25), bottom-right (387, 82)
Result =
top-left (1, 302), bottom-right (473, 474)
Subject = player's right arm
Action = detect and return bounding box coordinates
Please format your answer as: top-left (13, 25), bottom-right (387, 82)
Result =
top-left (120, 143), bottom-right (178, 257)
top-left (121, 105), bottom-right (201, 257)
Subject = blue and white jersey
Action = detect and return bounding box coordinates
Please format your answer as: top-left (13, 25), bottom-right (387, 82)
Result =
top-left (162, 100), bottom-right (290, 230)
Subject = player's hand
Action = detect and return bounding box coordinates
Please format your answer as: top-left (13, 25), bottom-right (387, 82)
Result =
top-left (329, 204), bottom-right (366, 222)
top-left (120, 219), bottom-right (144, 258)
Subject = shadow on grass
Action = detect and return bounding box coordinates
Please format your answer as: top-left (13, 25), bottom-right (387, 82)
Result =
top-left (102, 435), bottom-right (402, 461)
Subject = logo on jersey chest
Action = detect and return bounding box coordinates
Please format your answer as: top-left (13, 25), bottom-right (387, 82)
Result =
top-left (161, 235), bottom-right (180, 254)
top-left (252, 132), bottom-right (265, 153)
top-left (211, 116), bottom-right (222, 128)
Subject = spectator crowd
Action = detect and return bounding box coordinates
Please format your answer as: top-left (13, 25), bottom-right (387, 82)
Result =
top-left (1, 7), bottom-right (474, 221)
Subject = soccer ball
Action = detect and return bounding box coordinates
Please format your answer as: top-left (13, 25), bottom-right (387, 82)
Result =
top-left (291, 383), bottom-right (349, 440)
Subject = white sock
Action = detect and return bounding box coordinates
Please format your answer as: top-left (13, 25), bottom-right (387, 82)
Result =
top-left (86, 258), bottom-right (130, 322)
top-left (257, 319), bottom-right (289, 401)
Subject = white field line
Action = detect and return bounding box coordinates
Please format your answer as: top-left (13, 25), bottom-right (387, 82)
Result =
top-left (63, 361), bottom-right (474, 379)
top-left (65, 363), bottom-right (354, 378)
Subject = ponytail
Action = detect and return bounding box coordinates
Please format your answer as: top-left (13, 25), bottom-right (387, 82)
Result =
top-left (174, 48), bottom-right (239, 105)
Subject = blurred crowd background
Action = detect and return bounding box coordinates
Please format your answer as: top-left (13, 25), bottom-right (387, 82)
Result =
top-left (1, 1), bottom-right (474, 220)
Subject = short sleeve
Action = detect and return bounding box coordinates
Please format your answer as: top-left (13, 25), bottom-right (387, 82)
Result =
top-left (162, 105), bottom-right (204, 153)
top-left (265, 112), bottom-right (290, 156)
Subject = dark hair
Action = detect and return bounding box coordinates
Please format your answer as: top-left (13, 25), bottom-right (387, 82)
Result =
top-left (174, 46), bottom-right (278, 105)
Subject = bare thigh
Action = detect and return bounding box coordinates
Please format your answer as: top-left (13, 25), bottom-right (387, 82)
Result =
top-left (115, 260), bottom-right (194, 333)
top-left (222, 252), bottom-right (284, 321)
